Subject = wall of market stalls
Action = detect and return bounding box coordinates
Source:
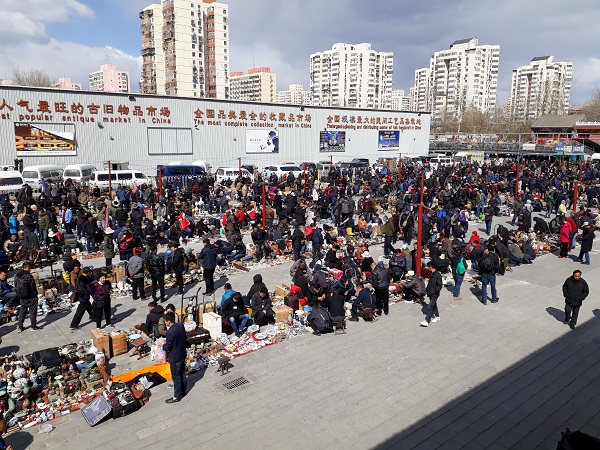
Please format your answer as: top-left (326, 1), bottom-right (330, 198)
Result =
top-left (0, 86), bottom-right (430, 175)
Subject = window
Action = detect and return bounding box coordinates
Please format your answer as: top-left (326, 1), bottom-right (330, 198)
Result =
top-left (118, 173), bottom-right (132, 181)
top-left (22, 171), bottom-right (38, 179)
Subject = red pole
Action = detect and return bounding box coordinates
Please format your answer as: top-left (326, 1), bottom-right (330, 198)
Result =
top-left (303, 163), bottom-right (307, 192)
top-left (579, 160), bottom-right (583, 182)
top-left (158, 167), bottom-right (163, 197)
top-left (416, 169), bottom-right (425, 276)
top-left (514, 155), bottom-right (520, 197)
top-left (261, 183), bottom-right (267, 229)
top-left (573, 181), bottom-right (579, 212)
top-left (107, 160), bottom-right (112, 198)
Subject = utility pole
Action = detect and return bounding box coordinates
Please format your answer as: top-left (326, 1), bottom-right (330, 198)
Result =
top-left (238, 157), bottom-right (241, 178)
top-left (107, 160), bottom-right (112, 199)
top-left (303, 163), bottom-right (307, 192)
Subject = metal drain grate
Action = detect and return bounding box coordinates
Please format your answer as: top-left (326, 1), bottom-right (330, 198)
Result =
top-left (223, 377), bottom-right (250, 390)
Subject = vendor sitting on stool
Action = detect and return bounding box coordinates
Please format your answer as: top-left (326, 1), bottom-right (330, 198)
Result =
top-left (349, 282), bottom-right (375, 321)
top-left (400, 270), bottom-right (426, 304)
top-left (222, 292), bottom-right (249, 336)
top-left (135, 301), bottom-right (165, 338)
top-left (251, 287), bottom-right (275, 326)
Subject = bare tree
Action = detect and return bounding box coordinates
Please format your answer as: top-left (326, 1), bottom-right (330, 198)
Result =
top-left (581, 89), bottom-right (600, 121)
top-left (12, 68), bottom-right (55, 87)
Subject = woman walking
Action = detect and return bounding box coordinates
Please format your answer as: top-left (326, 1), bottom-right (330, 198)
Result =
top-left (92, 272), bottom-right (113, 329)
top-left (558, 219), bottom-right (570, 259)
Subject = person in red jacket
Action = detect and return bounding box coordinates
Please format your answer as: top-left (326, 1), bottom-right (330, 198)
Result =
top-left (558, 219), bottom-right (571, 258)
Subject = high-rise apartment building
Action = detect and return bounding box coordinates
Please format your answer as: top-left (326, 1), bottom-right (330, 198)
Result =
top-left (508, 56), bottom-right (573, 122)
top-left (309, 43), bottom-right (393, 109)
top-left (391, 89), bottom-right (410, 110)
top-left (140, 0), bottom-right (230, 99)
top-left (53, 77), bottom-right (82, 90)
top-left (89, 64), bottom-right (130, 93)
top-left (277, 84), bottom-right (311, 105)
top-left (411, 37), bottom-right (500, 122)
top-left (229, 67), bottom-right (276, 102)
top-left (140, 4), bottom-right (166, 95)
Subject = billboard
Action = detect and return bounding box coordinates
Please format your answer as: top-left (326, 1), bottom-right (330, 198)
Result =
top-left (319, 131), bottom-right (346, 152)
top-left (15, 123), bottom-right (76, 157)
top-left (378, 130), bottom-right (400, 150)
top-left (245, 129), bottom-right (279, 153)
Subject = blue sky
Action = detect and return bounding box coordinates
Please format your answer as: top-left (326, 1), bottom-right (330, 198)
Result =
top-left (2, 0), bottom-right (600, 107)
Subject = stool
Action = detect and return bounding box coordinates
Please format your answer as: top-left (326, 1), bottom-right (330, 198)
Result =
top-left (130, 338), bottom-right (149, 360)
top-left (359, 308), bottom-right (376, 322)
top-left (332, 316), bottom-right (346, 334)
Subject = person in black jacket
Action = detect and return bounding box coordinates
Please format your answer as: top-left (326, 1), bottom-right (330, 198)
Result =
top-left (171, 242), bottom-right (186, 295)
top-left (370, 261), bottom-right (390, 316)
top-left (69, 266), bottom-right (95, 331)
top-left (291, 225), bottom-right (304, 261)
top-left (421, 262), bottom-right (443, 327)
top-left (84, 215), bottom-right (97, 254)
top-left (562, 270), bottom-right (589, 329)
top-left (15, 261), bottom-right (42, 333)
top-left (136, 301), bottom-right (165, 337)
top-left (222, 292), bottom-right (249, 336)
top-left (198, 238), bottom-right (217, 295)
top-left (162, 312), bottom-right (187, 403)
top-left (477, 245), bottom-right (500, 305)
top-left (146, 246), bottom-right (166, 302)
top-left (251, 287), bottom-right (274, 326)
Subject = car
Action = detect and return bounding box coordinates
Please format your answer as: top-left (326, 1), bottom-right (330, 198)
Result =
top-left (265, 164), bottom-right (302, 179)
top-left (299, 162), bottom-right (317, 172)
top-left (351, 158), bottom-right (370, 167)
top-left (215, 167), bottom-right (253, 184)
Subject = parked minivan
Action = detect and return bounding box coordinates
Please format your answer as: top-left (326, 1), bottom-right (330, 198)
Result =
top-left (63, 164), bottom-right (97, 183)
top-left (215, 167), bottom-right (252, 184)
top-left (429, 156), bottom-right (453, 168)
top-left (22, 165), bottom-right (63, 190)
top-left (90, 170), bottom-right (150, 189)
top-left (0, 170), bottom-right (25, 194)
top-left (191, 160), bottom-right (212, 174)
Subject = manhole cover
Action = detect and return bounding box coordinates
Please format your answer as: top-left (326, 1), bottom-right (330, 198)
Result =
top-left (223, 377), bottom-right (250, 390)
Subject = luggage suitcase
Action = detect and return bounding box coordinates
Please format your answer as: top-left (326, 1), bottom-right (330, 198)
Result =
top-left (110, 396), bottom-right (138, 419)
top-left (30, 347), bottom-right (62, 370)
top-left (81, 395), bottom-right (112, 427)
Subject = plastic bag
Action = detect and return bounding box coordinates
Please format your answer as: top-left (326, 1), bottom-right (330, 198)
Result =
top-left (38, 424), bottom-right (54, 434)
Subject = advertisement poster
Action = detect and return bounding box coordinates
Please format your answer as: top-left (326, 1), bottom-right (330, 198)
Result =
top-left (15, 123), bottom-right (76, 156)
top-left (319, 131), bottom-right (346, 152)
top-left (245, 129), bottom-right (279, 153)
top-left (378, 130), bottom-right (400, 150)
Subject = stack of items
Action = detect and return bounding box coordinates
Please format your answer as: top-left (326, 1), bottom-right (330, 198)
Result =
top-left (0, 342), bottom-right (108, 431)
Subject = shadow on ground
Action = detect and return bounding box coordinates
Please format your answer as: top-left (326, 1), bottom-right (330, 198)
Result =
top-left (374, 309), bottom-right (600, 449)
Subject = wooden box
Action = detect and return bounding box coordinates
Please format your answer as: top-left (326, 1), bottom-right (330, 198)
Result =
top-left (275, 284), bottom-right (290, 298)
top-left (272, 305), bottom-right (293, 323)
top-left (110, 332), bottom-right (128, 356)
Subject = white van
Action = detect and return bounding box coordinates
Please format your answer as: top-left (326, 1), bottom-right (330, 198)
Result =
top-left (90, 170), bottom-right (150, 189)
top-left (429, 156), bottom-right (453, 168)
top-left (22, 165), bottom-right (63, 190)
top-left (0, 170), bottom-right (25, 194)
top-left (63, 164), bottom-right (97, 183)
top-left (215, 167), bottom-right (252, 184)
top-left (192, 160), bottom-right (212, 174)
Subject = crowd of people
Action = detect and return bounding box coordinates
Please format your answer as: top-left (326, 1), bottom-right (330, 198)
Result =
top-left (0, 156), bottom-right (597, 337)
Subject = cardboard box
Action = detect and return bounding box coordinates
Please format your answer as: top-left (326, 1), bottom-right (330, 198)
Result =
top-left (272, 305), bottom-right (293, 323)
top-left (110, 332), bottom-right (128, 356)
top-left (91, 329), bottom-right (111, 357)
top-left (275, 284), bottom-right (290, 298)
top-left (112, 265), bottom-right (126, 283)
top-left (202, 312), bottom-right (222, 340)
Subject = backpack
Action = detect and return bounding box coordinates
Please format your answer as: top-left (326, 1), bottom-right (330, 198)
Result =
top-left (119, 231), bottom-right (134, 251)
top-left (456, 257), bottom-right (467, 276)
top-left (14, 274), bottom-right (29, 298)
top-left (480, 253), bottom-right (496, 273)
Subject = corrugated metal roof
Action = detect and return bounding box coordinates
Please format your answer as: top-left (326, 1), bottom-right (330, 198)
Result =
top-left (531, 114), bottom-right (586, 129)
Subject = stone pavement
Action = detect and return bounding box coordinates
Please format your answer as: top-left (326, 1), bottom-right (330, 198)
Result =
top-left (3, 215), bottom-right (600, 449)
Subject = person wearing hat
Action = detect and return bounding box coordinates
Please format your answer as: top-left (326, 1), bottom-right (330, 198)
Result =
top-left (576, 222), bottom-right (595, 265)
top-left (162, 312), bottom-right (187, 403)
top-left (400, 270), bottom-right (426, 304)
top-left (103, 227), bottom-right (115, 267)
top-left (360, 251), bottom-right (375, 274)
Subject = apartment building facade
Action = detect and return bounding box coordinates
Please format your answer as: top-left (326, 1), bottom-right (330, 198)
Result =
top-left (508, 56), bottom-right (573, 122)
top-left (229, 67), bottom-right (276, 102)
top-left (391, 89), bottom-right (410, 110)
top-left (411, 38), bottom-right (500, 123)
top-left (277, 84), bottom-right (312, 105)
top-left (309, 43), bottom-right (393, 109)
top-left (140, 0), bottom-right (230, 99)
top-left (89, 64), bottom-right (130, 93)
